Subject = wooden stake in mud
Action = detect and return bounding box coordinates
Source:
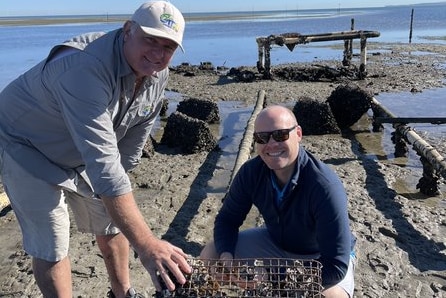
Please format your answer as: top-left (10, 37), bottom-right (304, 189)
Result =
top-left (342, 18), bottom-right (355, 66)
top-left (409, 8), bottom-right (414, 44)
top-left (359, 34), bottom-right (368, 79)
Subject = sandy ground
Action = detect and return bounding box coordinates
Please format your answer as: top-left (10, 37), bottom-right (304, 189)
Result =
top-left (1, 42), bottom-right (446, 297)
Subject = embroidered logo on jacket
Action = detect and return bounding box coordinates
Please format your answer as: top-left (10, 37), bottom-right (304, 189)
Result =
top-left (141, 105), bottom-right (152, 116)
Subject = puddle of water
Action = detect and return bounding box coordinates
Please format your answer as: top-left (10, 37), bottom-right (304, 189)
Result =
top-left (353, 89), bottom-right (446, 206)
top-left (154, 92), bottom-right (254, 194)
top-left (376, 88), bottom-right (446, 159)
top-left (352, 114), bottom-right (446, 206)
top-left (392, 177), bottom-right (445, 208)
top-left (207, 102), bottom-right (253, 193)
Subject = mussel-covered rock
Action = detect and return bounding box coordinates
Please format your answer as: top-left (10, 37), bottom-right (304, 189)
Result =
top-left (292, 98), bottom-right (340, 135)
top-left (160, 111), bottom-right (218, 154)
top-left (227, 67), bottom-right (257, 83)
top-left (326, 84), bottom-right (373, 129)
top-left (177, 97), bottom-right (220, 124)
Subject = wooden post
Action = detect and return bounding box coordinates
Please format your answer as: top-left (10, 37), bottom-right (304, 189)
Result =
top-left (264, 39), bottom-right (272, 79)
top-left (417, 156), bottom-right (441, 195)
top-left (255, 37), bottom-right (272, 79)
top-left (349, 19), bottom-right (354, 58)
top-left (343, 18), bottom-right (355, 66)
top-left (359, 35), bottom-right (367, 79)
top-left (409, 8), bottom-right (414, 44)
top-left (392, 128), bottom-right (409, 158)
top-left (256, 38), bottom-right (265, 73)
top-left (343, 40), bottom-right (350, 66)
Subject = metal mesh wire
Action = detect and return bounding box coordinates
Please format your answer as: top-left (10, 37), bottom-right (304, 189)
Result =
top-left (156, 258), bottom-right (323, 298)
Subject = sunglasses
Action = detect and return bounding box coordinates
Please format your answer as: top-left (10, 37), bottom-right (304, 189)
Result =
top-left (253, 125), bottom-right (297, 144)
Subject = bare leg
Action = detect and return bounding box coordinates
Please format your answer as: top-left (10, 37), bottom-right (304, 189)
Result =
top-left (322, 285), bottom-right (350, 298)
top-left (32, 256), bottom-right (72, 298)
top-left (199, 241), bottom-right (218, 259)
top-left (96, 233), bottom-right (131, 298)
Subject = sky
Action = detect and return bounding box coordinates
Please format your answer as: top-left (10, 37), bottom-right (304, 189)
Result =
top-left (1, 0), bottom-right (445, 16)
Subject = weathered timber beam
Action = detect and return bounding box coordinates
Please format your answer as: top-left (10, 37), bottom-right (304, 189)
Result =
top-left (270, 30), bottom-right (380, 45)
top-left (375, 117), bottom-right (446, 124)
top-left (228, 90), bottom-right (266, 187)
top-left (371, 97), bottom-right (446, 180)
top-left (399, 126), bottom-right (446, 179)
top-left (256, 30), bottom-right (380, 46)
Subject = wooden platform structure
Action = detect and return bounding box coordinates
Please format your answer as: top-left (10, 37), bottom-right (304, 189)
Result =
top-left (256, 30), bottom-right (380, 79)
top-left (371, 97), bottom-right (446, 195)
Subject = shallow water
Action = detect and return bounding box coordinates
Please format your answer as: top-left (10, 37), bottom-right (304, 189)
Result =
top-left (154, 94), bottom-right (252, 193)
top-left (353, 88), bottom-right (446, 203)
top-left (2, 3), bottom-right (446, 91)
top-left (376, 88), bottom-right (446, 158)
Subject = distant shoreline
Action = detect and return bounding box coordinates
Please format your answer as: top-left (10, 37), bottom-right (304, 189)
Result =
top-left (2, 2), bottom-right (446, 27)
top-left (0, 13), bottom-right (273, 26)
top-left (0, 16), bottom-right (129, 26)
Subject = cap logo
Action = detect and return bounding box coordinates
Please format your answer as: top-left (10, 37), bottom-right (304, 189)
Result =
top-left (160, 13), bottom-right (180, 33)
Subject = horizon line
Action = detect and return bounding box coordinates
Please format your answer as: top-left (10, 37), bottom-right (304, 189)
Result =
top-left (1, 2), bottom-right (443, 19)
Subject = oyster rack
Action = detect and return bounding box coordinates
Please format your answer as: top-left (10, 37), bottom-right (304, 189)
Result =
top-left (155, 258), bottom-right (323, 297)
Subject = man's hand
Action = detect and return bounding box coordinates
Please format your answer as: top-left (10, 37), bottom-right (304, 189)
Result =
top-left (138, 239), bottom-right (191, 292)
top-left (101, 192), bottom-right (191, 292)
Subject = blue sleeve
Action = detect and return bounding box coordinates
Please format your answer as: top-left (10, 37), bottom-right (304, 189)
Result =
top-left (312, 177), bottom-right (352, 287)
top-left (214, 163), bottom-right (254, 255)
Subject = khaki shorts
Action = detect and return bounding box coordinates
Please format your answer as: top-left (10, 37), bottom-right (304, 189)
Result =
top-left (0, 151), bottom-right (120, 262)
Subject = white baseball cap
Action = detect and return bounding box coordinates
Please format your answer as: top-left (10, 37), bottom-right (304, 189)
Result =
top-left (131, 1), bottom-right (185, 52)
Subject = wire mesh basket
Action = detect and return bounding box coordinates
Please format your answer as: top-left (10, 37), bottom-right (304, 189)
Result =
top-left (155, 258), bottom-right (323, 298)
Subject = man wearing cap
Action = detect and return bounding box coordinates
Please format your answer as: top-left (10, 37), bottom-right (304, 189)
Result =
top-left (0, 1), bottom-right (189, 297)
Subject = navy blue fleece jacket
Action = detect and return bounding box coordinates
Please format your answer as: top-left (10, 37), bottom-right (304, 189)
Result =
top-left (214, 146), bottom-right (355, 288)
